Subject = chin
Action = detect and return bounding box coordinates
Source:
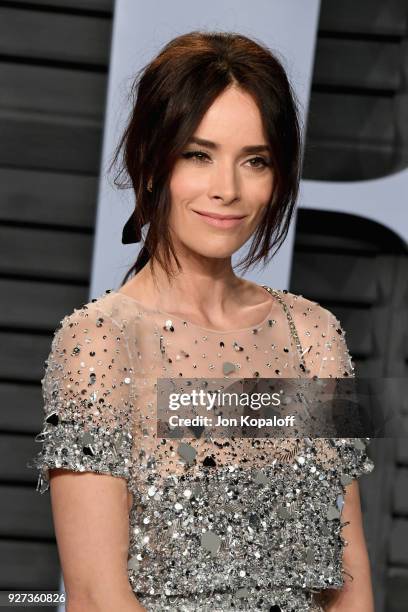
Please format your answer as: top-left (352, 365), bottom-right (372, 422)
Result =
top-left (185, 243), bottom-right (238, 260)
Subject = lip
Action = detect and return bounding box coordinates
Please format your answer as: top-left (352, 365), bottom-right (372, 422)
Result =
top-left (192, 210), bottom-right (246, 229)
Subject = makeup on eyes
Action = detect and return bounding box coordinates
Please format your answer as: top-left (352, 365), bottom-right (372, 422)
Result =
top-left (181, 149), bottom-right (271, 170)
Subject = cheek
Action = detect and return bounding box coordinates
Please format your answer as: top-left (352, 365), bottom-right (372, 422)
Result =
top-left (169, 165), bottom-right (274, 225)
top-left (170, 165), bottom-right (207, 204)
top-left (246, 177), bottom-right (274, 217)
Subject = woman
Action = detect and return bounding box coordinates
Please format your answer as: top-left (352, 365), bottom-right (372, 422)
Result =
top-left (29, 31), bottom-right (374, 612)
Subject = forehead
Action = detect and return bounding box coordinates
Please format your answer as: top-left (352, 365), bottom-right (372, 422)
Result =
top-left (194, 86), bottom-right (266, 144)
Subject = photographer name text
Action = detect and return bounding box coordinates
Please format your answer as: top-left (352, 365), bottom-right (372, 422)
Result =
top-left (168, 414), bottom-right (296, 428)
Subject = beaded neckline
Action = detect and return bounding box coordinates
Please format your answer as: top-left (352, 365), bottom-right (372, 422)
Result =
top-left (114, 286), bottom-right (276, 334)
top-left (113, 284), bottom-right (307, 371)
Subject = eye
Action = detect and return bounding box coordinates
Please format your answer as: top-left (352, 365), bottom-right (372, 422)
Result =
top-left (181, 150), bottom-right (211, 163)
top-left (246, 156), bottom-right (270, 170)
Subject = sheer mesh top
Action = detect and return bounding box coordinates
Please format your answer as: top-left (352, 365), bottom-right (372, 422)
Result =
top-left (28, 286), bottom-right (374, 612)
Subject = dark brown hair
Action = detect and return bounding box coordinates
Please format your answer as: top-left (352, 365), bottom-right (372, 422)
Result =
top-left (111, 30), bottom-right (303, 285)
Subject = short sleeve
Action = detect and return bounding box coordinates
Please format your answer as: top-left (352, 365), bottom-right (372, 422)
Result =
top-left (308, 307), bottom-right (375, 482)
top-left (27, 302), bottom-right (135, 494)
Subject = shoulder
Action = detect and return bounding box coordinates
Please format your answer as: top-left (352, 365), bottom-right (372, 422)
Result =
top-left (44, 290), bottom-right (136, 378)
top-left (50, 289), bottom-right (129, 351)
top-left (277, 290), bottom-right (354, 375)
top-left (273, 289), bottom-right (347, 343)
top-left (57, 289), bottom-right (125, 329)
top-left (273, 289), bottom-right (332, 325)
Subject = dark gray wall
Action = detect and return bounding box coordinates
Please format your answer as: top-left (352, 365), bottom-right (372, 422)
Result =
top-left (0, 1), bottom-right (113, 609)
top-left (292, 2), bottom-right (408, 610)
top-left (303, 0), bottom-right (408, 181)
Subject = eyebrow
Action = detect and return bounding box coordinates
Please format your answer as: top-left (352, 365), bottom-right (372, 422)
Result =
top-left (186, 136), bottom-right (271, 154)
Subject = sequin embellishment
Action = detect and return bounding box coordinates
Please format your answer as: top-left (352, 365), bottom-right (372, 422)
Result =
top-left (28, 287), bottom-right (374, 612)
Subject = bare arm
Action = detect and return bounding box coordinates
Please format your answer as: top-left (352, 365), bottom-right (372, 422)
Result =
top-left (324, 480), bottom-right (374, 612)
top-left (296, 300), bottom-right (375, 611)
top-left (30, 304), bottom-right (145, 611)
top-left (50, 469), bottom-right (145, 612)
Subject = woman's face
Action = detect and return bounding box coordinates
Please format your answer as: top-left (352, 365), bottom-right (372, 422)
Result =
top-left (168, 85), bottom-right (275, 261)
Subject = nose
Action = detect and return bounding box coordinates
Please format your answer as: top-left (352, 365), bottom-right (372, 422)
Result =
top-left (208, 160), bottom-right (240, 204)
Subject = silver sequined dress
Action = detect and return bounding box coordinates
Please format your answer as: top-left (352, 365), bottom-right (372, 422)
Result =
top-left (28, 286), bottom-right (374, 612)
